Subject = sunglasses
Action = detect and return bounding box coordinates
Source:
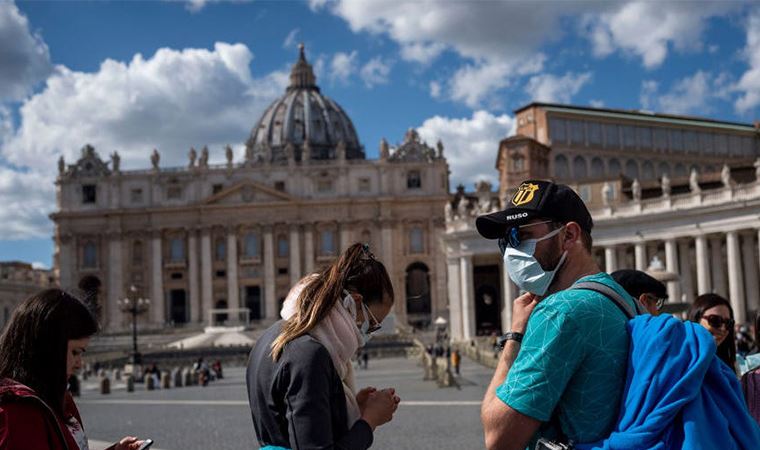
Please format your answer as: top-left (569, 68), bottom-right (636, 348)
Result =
top-left (497, 220), bottom-right (556, 255)
top-left (703, 314), bottom-right (734, 330)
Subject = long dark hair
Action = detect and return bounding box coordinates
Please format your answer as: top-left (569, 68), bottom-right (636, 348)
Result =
top-left (0, 289), bottom-right (98, 415)
top-left (271, 243), bottom-right (394, 360)
top-left (688, 293), bottom-right (736, 369)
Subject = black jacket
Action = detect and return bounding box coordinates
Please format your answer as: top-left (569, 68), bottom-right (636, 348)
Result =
top-left (246, 321), bottom-right (373, 449)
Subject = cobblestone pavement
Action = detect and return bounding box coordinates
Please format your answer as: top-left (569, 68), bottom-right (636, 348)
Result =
top-left (79, 356), bottom-right (494, 450)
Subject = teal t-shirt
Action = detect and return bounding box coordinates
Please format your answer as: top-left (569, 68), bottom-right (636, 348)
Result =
top-left (496, 272), bottom-right (636, 444)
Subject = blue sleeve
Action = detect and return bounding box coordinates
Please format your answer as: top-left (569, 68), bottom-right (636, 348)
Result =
top-left (496, 306), bottom-right (585, 421)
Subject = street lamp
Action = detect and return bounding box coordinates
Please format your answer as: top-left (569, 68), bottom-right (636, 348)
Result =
top-left (119, 285), bottom-right (150, 365)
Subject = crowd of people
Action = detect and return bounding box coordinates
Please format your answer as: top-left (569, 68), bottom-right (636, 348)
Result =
top-left (1, 180), bottom-right (760, 449)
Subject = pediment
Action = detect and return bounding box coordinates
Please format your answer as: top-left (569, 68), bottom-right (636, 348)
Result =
top-left (203, 181), bottom-right (296, 205)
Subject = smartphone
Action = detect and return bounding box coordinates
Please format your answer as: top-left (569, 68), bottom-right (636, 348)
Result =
top-left (137, 439), bottom-right (154, 450)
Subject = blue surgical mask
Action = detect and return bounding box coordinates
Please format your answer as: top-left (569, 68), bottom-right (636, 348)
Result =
top-left (503, 226), bottom-right (567, 296)
top-left (343, 290), bottom-right (373, 346)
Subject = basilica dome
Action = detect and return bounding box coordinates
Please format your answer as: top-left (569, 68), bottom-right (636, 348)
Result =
top-left (245, 45), bottom-right (364, 163)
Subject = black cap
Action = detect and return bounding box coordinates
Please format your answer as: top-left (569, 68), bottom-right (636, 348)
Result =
top-left (611, 269), bottom-right (667, 299)
top-left (475, 180), bottom-right (594, 239)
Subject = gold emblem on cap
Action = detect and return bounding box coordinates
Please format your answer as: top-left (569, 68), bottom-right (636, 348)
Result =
top-left (512, 182), bottom-right (540, 206)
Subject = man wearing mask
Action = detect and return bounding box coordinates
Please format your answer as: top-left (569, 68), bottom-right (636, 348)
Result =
top-left (477, 180), bottom-right (640, 450)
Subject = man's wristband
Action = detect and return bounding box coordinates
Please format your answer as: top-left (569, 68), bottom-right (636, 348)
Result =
top-left (496, 331), bottom-right (524, 349)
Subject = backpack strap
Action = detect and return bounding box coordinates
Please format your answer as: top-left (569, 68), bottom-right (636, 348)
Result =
top-left (572, 281), bottom-right (641, 320)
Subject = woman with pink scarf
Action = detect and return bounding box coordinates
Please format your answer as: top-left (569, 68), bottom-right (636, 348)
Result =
top-left (246, 243), bottom-right (400, 450)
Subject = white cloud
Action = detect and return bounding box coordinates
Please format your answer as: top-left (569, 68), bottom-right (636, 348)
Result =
top-left (183, 0), bottom-right (254, 13)
top-left (524, 72), bottom-right (592, 104)
top-left (360, 57), bottom-right (392, 88)
top-left (330, 51), bottom-right (358, 84)
top-left (590, 99), bottom-right (605, 108)
top-left (283, 28), bottom-right (300, 49)
top-left (640, 71), bottom-right (718, 115)
top-left (429, 81), bottom-right (441, 99)
top-left (0, 1), bottom-right (52, 101)
top-left (31, 261), bottom-right (48, 270)
top-left (735, 12), bottom-right (760, 114)
top-left (581, 2), bottom-right (737, 69)
top-left (416, 110), bottom-right (515, 189)
top-left (0, 42), bottom-right (288, 238)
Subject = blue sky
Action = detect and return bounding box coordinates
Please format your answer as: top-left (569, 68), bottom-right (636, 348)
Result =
top-left (1, 0), bottom-right (759, 268)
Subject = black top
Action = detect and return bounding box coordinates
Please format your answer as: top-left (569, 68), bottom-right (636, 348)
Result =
top-left (246, 321), bottom-right (373, 449)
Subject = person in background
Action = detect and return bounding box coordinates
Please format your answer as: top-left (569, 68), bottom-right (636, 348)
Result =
top-left (741, 311), bottom-right (760, 424)
top-left (611, 269), bottom-right (667, 316)
top-left (0, 289), bottom-right (147, 450)
top-left (688, 293), bottom-right (737, 372)
top-left (246, 243), bottom-right (399, 450)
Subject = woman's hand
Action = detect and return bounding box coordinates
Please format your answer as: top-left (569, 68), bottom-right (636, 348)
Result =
top-left (360, 388), bottom-right (399, 430)
top-left (356, 386), bottom-right (377, 412)
top-left (111, 436), bottom-right (146, 450)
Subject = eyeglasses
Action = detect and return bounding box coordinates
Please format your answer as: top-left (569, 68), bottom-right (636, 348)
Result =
top-left (643, 294), bottom-right (667, 311)
top-left (498, 220), bottom-right (555, 254)
top-left (703, 314), bottom-right (735, 330)
top-left (363, 302), bottom-right (382, 334)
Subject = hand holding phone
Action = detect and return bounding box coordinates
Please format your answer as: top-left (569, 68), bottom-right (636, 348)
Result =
top-left (137, 439), bottom-right (154, 450)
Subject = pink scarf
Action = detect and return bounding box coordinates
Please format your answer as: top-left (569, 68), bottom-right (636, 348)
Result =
top-left (281, 276), bottom-right (362, 426)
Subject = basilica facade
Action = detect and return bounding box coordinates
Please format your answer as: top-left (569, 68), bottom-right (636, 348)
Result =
top-left (446, 103), bottom-right (760, 340)
top-left (52, 47), bottom-right (449, 332)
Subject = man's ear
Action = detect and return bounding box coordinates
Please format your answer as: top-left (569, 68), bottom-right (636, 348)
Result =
top-left (563, 222), bottom-right (582, 250)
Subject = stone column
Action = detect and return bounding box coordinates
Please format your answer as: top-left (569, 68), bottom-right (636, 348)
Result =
top-left (695, 235), bottom-right (711, 295)
top-left (289, 226), bottom-right (302, 286)
top-left (447, 258), bottom-right (463, 340)
top-left (380, 223), bottom-right (399, 321)
top-left (742, 233), bottom-right (760, 315)
top-left (460, 255), bottom-right (476, 341)
top-left (678, 241), bottom-right (695, 303)
top-left (634, 242), bottom-right (647, 271)
top-left (226, 231), bottom-right (239, 310)
top-left (664, 239), bottom-right (680, 303)
top-left (107, 238), bottom-right (123, 330)
top-left (200, 230), bottom-right (213, 324)
top-left (58, 235), bottom-right (74, 290)
top-left (501, 261), bottom-right (517, 334)
top-left (726, 231), bottom-right (746, 324)
top-left (188, 231), bottom-right (200, 323)
top-left (710, 236), bottom-right (727, 297)
top-left (151, 234), bottom-right (164, 324)
top-left (604, 246), bottom-right (618, 273)
top-left (303, 226), bottom-right (315, 275)
top-left (264, 229), bottom-right (277, 319)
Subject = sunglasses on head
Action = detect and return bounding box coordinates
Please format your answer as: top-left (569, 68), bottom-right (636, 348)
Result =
top-left (497, 220), bottom-right (556, 255)
top-left (703, 314), bottom-right (734, 330)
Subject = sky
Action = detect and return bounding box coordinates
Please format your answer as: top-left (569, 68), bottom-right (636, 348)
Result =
top-left (0, 0), bottom-right (759, 268)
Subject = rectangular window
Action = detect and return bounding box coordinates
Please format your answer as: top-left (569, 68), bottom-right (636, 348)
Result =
top-left (683, 130), bottom-right (698, 152)
top-left (358, 178), bottom-right (371, 193)
top-left (716, 134), bottom-right (729, 154)
top-left (212, 184), bottom-right (224, 195)
top-left (170, 272), bottom-right (183, 280)
top-left (167, 186), bottom-right (182, 200)
top-left (130, 188), bottom-right (143, 204)
top-left (587, 122), bottom-right (601, 146)
top-left (274, 181), bottom-right (286, 192)
top-left (82, 185), bottom-right (96, 204)
top-left (407, 170), bottom-right (422, 189)
top-left (320, 230), bottom-right (336, 256)
top-left (637, 127), bottom-right (652, 148)
top-left (670, 129), bottom-right (683, 152)
top-left (244, 233), bottom-right (259, 259)
top-left (653, 128), bottom-right (668, 150)
top-left (622, 126), bottom-right (636, 148)
top-left (170, 238), bottom-right (185, 262)
top-left (569, 120), bottom-right (585, 145)
top-left (278, 267), bottom-right (289, 276)
top-left (699, 132), bottom-right (713, 153)
top-left (410, 228), bottom-right (424, 254)
top-left (549, 118), bottom-right (566, 144)
top-left (83, 242), bottom-right (97, 268)
top-left (604, 124), bottom-right (620, 148)
top-left (215, 239), bottom-right (226, 262)
top-left (277, 236), bottom-right (289, 258)
top-left (215, 270), bottom-right (226, 278)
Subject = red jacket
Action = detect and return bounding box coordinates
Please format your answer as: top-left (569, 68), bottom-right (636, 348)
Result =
top-left (0, 378), bottom-right (82, 450)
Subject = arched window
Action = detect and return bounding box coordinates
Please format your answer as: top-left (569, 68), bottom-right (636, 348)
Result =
top-left (642, 161), bottom-right (655, 181)
top-left (277, 235), bottom-right (289, 258)
top-left (658, 162), bottom-right (670, 177)
top-left (320, 230), bottom-right (336, 256)
top-left (608, 158), bottom-right (622, 176)
top-left (409, 228), bottom-right (424, 254)
top-left (625, 160), bottom-right (639, 179)
top-left (590, 157), bottom-right (604, 178)
top-left (674, 163), bottom-right (687, 177)
top-left (170, 238), bottom-right (185, 262)
top-left (83, 242), bottom-right (97, 268)
top-left (215, 238), bottom-right (226, 262)
top-left (573, 156), bottom-right (588, 179)
top-left (554, 154), bottom-right (569, 179)
top-left (244, 233), bottom-right (259, 258)
top-left (406, 262), bottom-right (431, 327)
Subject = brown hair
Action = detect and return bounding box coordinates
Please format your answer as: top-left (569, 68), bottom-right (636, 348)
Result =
top-left (270, 243), bottom-right (394, 360)
top-left (688, 293), bottom-right (736, 369)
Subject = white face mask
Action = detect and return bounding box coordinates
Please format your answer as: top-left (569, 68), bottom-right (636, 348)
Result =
top-left (343, 290), bottom-right (373, 346)
top-left (503, 226), bottom-right (567, 296)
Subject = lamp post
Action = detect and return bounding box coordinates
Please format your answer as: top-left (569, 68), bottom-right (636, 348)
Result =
top-left (120, 285), bottom-right (150, 366)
